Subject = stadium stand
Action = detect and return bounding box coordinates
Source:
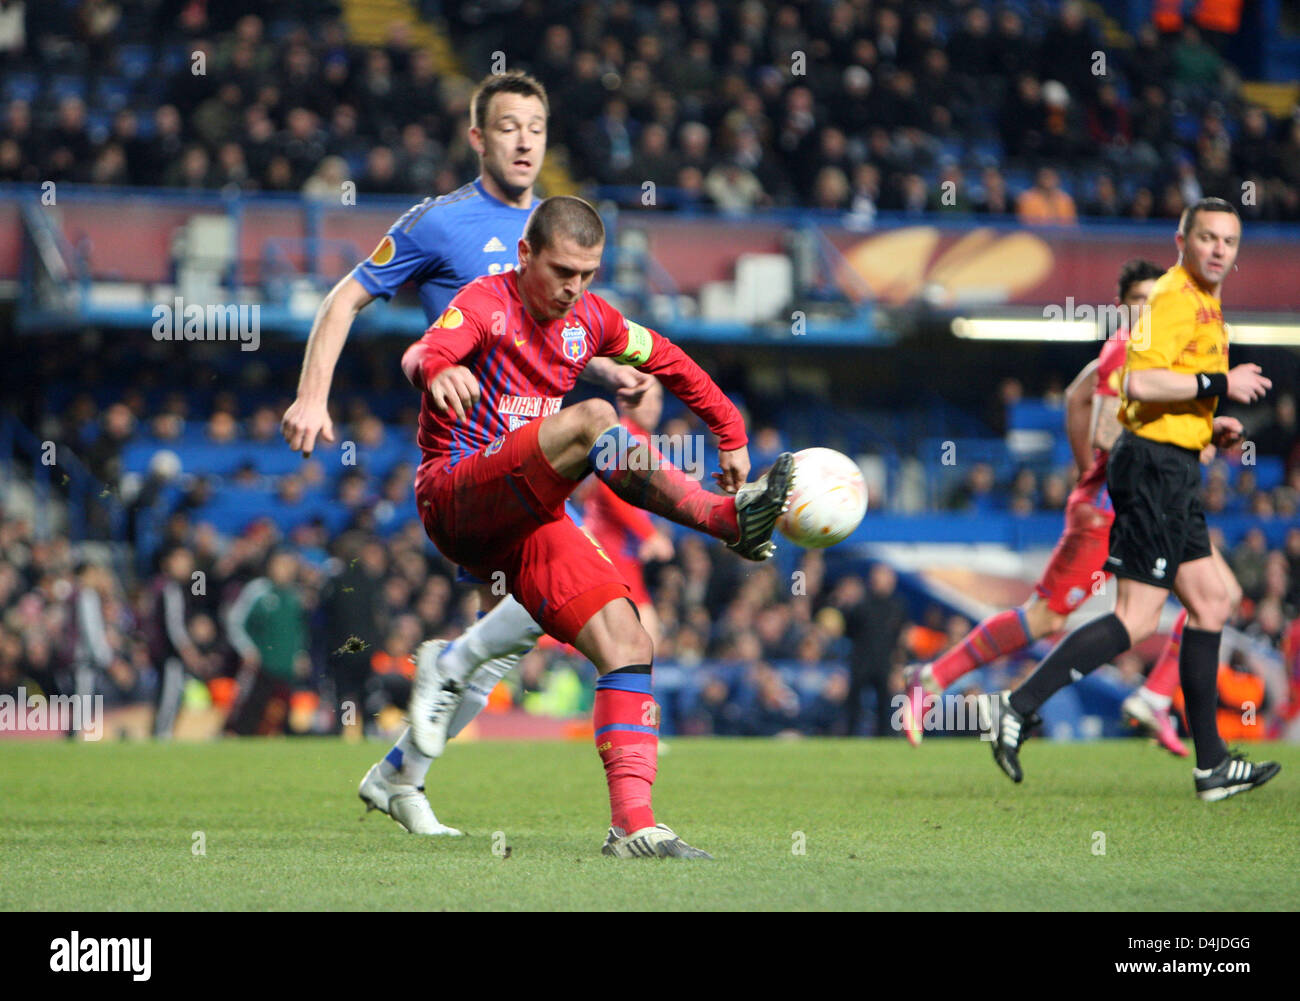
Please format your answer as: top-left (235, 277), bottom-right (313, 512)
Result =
top-left (2, 0), bottom-right (1298, 742)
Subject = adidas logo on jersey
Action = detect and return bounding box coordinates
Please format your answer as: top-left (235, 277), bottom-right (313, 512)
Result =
top-left (483, 236), bottom-right (507, 253)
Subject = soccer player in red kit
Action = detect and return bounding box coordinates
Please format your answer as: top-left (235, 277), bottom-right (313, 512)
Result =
top-left (400, 196), bottom-right (795, 858)
top-left (901, 260), bottom-right (1239, 753)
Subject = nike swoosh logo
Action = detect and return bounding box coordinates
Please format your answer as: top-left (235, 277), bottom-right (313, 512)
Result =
top-left (515, 338), bottom-right (525, 347)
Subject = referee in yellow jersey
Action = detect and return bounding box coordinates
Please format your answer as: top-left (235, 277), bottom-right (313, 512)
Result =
top-left (986, 198), bottom-right (1281, 801)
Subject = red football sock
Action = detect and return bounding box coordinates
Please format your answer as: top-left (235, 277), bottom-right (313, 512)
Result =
top-left (590, 425), bottom-right (738, 542)
top-left (593, 666), bottom-right (658, 834)
top-left (1145, 609), bottom-right (1187, 698)
top-left (932, 608), bottom-right (1034, 689)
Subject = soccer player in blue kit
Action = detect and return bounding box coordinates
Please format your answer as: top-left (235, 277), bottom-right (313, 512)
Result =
top-left (282, 71), bottom-right (650, 835)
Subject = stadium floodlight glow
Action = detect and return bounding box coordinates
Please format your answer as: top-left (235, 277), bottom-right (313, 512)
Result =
top-left (950, 316), bottom-right (1100, 342)
top-left (953, 316), bottom-right (1300, 346)
top-left (1227, 323), bottom-right (1300, 346)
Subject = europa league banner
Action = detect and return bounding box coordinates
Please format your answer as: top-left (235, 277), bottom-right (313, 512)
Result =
top-left (634, 216), bottom-right (1300, 314)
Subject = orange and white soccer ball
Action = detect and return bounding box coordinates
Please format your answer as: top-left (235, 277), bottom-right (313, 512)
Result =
top-left (777, 448), bottom-right (868, 548)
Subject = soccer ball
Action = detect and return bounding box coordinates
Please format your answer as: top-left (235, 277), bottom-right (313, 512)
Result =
top-left (777, 448), bottom-right (868, 548)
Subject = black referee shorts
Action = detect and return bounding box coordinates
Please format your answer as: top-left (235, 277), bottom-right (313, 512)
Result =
top-left (1104, 431), bottom-right (1211, 589)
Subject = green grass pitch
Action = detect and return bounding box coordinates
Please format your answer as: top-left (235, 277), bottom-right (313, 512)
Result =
top-left (3, 737), bottom-right (1297, 911)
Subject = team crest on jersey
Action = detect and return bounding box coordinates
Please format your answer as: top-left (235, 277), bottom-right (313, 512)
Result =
top-left (1066, 587), bottom-right (1086, 609)
top-left (433, 306), bottom-right (463, 329)
top-left (484, 436), bottom-right (505, 456)
top-left (562, 323), bottom-right (587, 362)
top-left (369, 235), bottom-right (396, 266)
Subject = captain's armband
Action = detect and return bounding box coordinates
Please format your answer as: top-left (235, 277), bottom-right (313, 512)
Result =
top-left (614, 321), bottom-right (653, 366)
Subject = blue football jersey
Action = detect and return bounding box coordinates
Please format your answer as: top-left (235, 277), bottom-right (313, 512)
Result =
top-left (351, 178), bottom-right (537, 323)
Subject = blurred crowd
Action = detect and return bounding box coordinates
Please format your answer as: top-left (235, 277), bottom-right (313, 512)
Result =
top-left (3, 368), bottom-right (1298, 741)
top-left (2, 1), bottom-right (1300, 222)
top-left (0, 502), bottom-right (933, 739)
top-left (943, 377), bottom-right (1300, 519)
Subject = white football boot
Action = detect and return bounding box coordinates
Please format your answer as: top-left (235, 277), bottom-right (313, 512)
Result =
top-left (358, 764), bottom-right (463, 836)
top-left (408, 639), bottom-right (466, 758)
top-left (601, 823), bottom-right (713, 859)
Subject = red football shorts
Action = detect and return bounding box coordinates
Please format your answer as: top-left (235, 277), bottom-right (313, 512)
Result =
top-left (415, 419), bottom-right (629, 644)
top-left (608, 549), bottom-right (651, 607)
top-left (1034, 490), bottom-right (1116, 615)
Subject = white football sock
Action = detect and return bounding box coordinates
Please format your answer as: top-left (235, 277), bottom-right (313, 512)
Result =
top-left (447, 652), bottom-right (525, 738)
top-left (1138, 687), bottom-right (1172, 711)
top-left (380, 727), bottom-right (434, 787)
top-left (447, 682), bottom-right (491, 739)
top-left (439, 595), bottom-right (543, 684)
top-left (380, 599), bottom-right (542, 786)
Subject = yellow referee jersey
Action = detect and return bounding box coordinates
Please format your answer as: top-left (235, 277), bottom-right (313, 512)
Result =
top-left (1120, 263), bottom-right (1228, 450)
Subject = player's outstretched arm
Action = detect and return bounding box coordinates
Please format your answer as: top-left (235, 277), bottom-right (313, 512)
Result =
top-left (282, 275), bottom-right (375, 456)
top-left (715, 447), bottom-right (750, 494)
top-left (1064, 358), bottom-right (1099, 475)
top-left (1126, 364), bottom-right (1270, 404)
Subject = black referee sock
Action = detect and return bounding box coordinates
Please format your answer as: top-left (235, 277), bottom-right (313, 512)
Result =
top-left (1179, 626), bottom-right (1228, 771)
top-left (1009, 614), bottom-right (1131, 717)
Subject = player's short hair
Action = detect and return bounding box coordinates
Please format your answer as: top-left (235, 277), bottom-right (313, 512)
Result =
top-left (1178, 197), bottom-right (1240, 238)
top-left (524, 196), bottom-right (605, 253)
top-left (1116, 258), bottom-right (1164, 301)
top-left (471, 70), bottom-right (549, 131)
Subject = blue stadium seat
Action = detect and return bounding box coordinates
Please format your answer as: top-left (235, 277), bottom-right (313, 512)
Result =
top-left (1008, 399), bottom-right (1064, 433)
top-left (1173, 112), bottom-right (1200, 143)
top-left (158, 44), bottom-right (191, 76)
top-left (1050, 439), bottom-right (1076, 467)
top-left (86, 111), bottom-right (113, 143)
top-left (936, 139), bottom-right (965, 164)
top-left (1252, 456), bottom-right (1285, 491)
top-left (965, 139), bottom-right (1004, 168)
top-left (116, 44), bottom-right (153, 81)
top-left (190, 484), bottom-right (356, 538)
top-left (2, 72), bottom-right (41, 103)
top-left (48, 75), bottom-right (88, 102)
top-left (122, 439), bottom-right (319, 478)
top-left (344, 153), bottom-right (368, 178)
top-left (93, 77), bottom-right (133, 113)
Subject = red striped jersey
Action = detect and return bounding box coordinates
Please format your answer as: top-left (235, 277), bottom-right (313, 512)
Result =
top-left (401, 271), bottom-right (747, 469)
